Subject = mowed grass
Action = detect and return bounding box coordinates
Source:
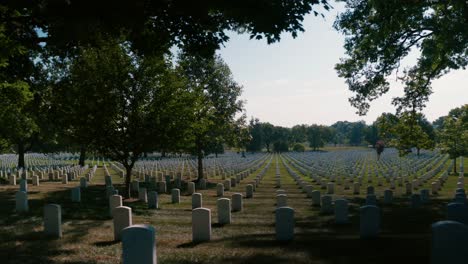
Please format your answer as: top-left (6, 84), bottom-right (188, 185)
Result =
top-left (0, 154), bottom-right (466, 263)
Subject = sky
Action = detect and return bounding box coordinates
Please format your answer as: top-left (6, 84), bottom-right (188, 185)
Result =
top-left (217, 4), bottom-right (468, 127)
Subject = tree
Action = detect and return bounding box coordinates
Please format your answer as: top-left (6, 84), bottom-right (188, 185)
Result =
top-left (335, 1), bottom-right (468, 115)
top-left (348, 121), bottom-right (365, 146)
top-left (246, 118), bottom-right (264, 153)
top-left (365, 124), bottom-right (379, 146)
top-left (291, 125), bottom-right (308, 144)
top-left (438, 104), bottom-right (468, 173)
top-left (374, 112), bottom-right (399, 157)
top-left (3, 1), bottom-right (331, 58)
top-left (0, 7), bottom-right (53, 168)
top-left (392, 112), bottom-right (434, 156)
top-left (178, 54), bottom-right (243, 180)
top-left (293, 143), bottom-right (306, 152)
top-left (307, 125), bottom-right (331, 151)
top-left (63, 43), bottom-right (188, 198)
top-left (261, 123), bottom-right (275, 152)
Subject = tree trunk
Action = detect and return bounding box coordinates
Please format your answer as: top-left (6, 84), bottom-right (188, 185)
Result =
top-left (454, 158), bottom-right (457, 174)
top-left (124, 166), bottom-right (133, 199)
top-left (79, 145), bottom-right (86, 166)
top-left (266, 143), bottom-right (270, 153)
top-left (417, 148), bottom-right (420, 156)
top-left (18, 142), bottom-right (25, 169)
top-left (161, 150), bottom-right (166, 158)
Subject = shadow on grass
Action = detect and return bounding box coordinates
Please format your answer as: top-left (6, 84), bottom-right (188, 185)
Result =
top-left (213, 197), bottom-right (450, 264)
top-left (0, 184), bottom-right (115, 264)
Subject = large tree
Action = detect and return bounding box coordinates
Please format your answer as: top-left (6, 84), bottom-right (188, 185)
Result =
top-left (3, 1), bottom-right (331, 58)
top-left (438, 104), bottom-right (468, 173)
top-left (307, 125), bottom-right (331, 151)
top-left (335, 0), bottom-right (468, 115)
top-left (63, 42), bottom-right (188, 198)
top-left (178, 54), bottom-right (243, 180)
top-left (0, 7), bottom-right (53, 168)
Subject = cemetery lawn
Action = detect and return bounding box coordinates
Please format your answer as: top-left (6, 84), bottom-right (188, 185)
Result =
top-left (0, 150), bottom-right (466, 264)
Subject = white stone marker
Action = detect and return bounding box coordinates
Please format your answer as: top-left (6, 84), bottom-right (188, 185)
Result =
top-left (71, 187), bottom-right (81, 202)
top-left (192, 208), bottom-right (211, 242)
top-left (32, 175), bottom-right (39, 186)
top-left (131, 180), bottom-right (139, 192)
top-left (171, 188), bottom-right (180, 204)
top-left (9, 174), bottom-right (16, 185)
top-left (431, 220), bottom-right (468, 264)
top-left (360, 205), bottom-right (380, 238)
top-left (110, 195), bottom-right (123, 216)
top-left (121, 224), bottom-right (157, 264)
top-left (334, 199), bottom-right (349, 224)
top-left (311, 190), bottom-right (321, 206)
top-left (80, 177), bottom-right (87, 188)
top-left (20, 179), bottom-right (28, 192)
top-left (113, 206), bottom-right (132, 241)
top-left (321, 195), bottom-right (333, 214)
top-left (62, 175), bottom-right (68, 184)
top-left (327, 182), bottom-right (335, 194)
top-left (137, 187), bottom-right (147, 203)
top-left (232, 193), bottom-right (243, 212)
top-left (246, 184), bottom-right (254, 198)
top-left (148, 191), bottom-right (158, 209)
top-left (187, 182), bottom-right (195, 195)
top-left (353, 182), bottom-right (360, 194)
top-left (431, 182), bottom-right (438, 195)
top-left (44, 204), bottom-right (62, 238)
top-left (276, 194), bottom-right (287, 208)
top-left (405, 182), bottom-right (412, 195)
top-left (216, 183), bottom-right (224, 197)
top-left (199, 179), bottom-right (207, 190)
top-left (383, 190), bottom-right (393, 204)
top-left (223, 180), bottom-right (231, 191)
top-left (15, 191), bottom-right (29, 213)
top-left (192, 193), bottom-right (202, 209)
top-left (366, 194), bottom-right (377, 206)
top-left (217, 198), bottom-right (231, 225)
top-left (275, 207), bottom-right (294, 241)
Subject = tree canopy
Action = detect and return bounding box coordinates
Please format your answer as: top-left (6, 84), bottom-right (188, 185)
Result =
top-left (335, 0), bottom-right (468, 115)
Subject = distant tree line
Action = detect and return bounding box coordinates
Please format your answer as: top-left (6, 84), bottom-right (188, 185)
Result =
top-left (244, 105), bottom-right (467, 169)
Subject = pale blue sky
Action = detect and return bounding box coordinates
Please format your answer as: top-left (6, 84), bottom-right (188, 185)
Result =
top-left (217, 4), bottom-right (468, 127)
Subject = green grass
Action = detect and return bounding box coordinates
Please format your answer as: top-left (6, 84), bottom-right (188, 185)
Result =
top-left (0, 154), bottom-right (465, 263)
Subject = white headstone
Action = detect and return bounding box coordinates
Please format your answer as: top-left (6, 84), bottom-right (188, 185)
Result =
top-left (216, 183), bottom-right (224, 197)
top-left (187, 182), bottom-right (195, 195)
top-left (121, 224), bottom-right (157, 264)
top-left (148, 191), bottom-right (158, 209)
top-left (360, 205), bottom-right (380, 238)
top-left (15, 191), bottom-right (28, 213)
top-left (320, 195), bottom-right (333, 214)
top-left (275, 207), bottom-right (294, 241)
top-left (113, 206), bottom-right (132, 241)
top-left (139, 188), bottom-right (148, 203)
top-left (192, 208), bottom-right (211, 242)
top-left (171, 188), bottom-right (180, 204)
top-left (110, 195), bottom-right (123, 216)
top-left (71, 187), bottom-right (81, 202)
top-left (44, 204), bottom-right (62, 238)
top-left (232, 193), bottom-right (243, 212)
top-left (334, 199), bottom-right (349, 224)
top-left (217, 198), bottom-right (231, 225)
top-left (431, 220), bottom-right (468, 264)
top-left (192, 193), bottom-right (202, 209)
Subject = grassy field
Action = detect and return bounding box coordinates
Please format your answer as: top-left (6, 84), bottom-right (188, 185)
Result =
top-left (0, 153), bottom-right (466, 263)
